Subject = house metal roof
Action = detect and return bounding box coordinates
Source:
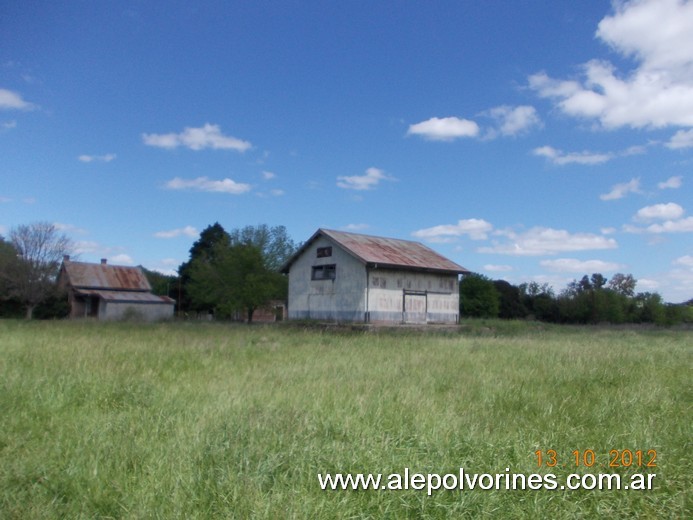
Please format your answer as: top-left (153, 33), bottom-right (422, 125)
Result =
top-left (73, 288), bottom-right (175, 304)
top-left (61, 260), bottom-right (152, 291)
top-left (282, 228), bottom-right (469, 274)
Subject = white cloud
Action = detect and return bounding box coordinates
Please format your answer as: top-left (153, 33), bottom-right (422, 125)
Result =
top-left (73, 241), bottom-right (101, 255)
top-left (337, 167), bottom-right (394, 191)
top-left (0, 88), bottom-right (36, 110)
top-left (634, 202), bottom-right (685, 221)
top-left (529, 0), bottom-right (693, 129)
top-left (479, 227), bottom-right (618, 256)
top-left (110, 254), bottom-right (134, 265)
top-left (257, 188), bottom-right (285, 198)
top-left (540, 258), bottom-right (626, 273)
top-left (78, 153), bottom-right (116, 163)
top-left (154, 225), bottom-right (198, 239)
top-left (407, 116), bottom-right (480, 141)
top-left (637, 278), bottom-right (661, 291)
top-left (674, 255), bottom-right (693, 267)
top-left (666, 129), bottom-right (693, 149)
top-left (2, 120), bottom-right (17, 129)
top-left (484, 264), bottom-right (514, 272)
top-left (73, 240), bottom-right (131, 262)
top-left (412, 219), bottom-right (494, 241)
top-left (533, 145), bottom-right (613, 165)
top-left (486, 105), bottom-right (541, 137)
top-left (643, 217), bottom-right (693, 233)
top-left (165, 176), bottom-right (251, 195)
top-left (142, 123), bottom-right (251, 152)
top-left (262, 170), bottom-right (276, 180)
top-left (658, 175), bottom-right (683, 189)
top-left (341, 223), bottom-right (370, 231)
top-left (53, 222), bottom-right (88, 235)
top-left (600, 178), bottom-right (641, 200)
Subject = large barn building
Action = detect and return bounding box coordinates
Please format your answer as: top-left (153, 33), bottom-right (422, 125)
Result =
top-left (281, 229), bottom-right (469, 324)
top-left (58, 257), bottom-right (175, 321)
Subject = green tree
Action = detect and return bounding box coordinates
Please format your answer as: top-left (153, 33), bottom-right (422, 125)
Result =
top-left (228, 224), bottom-right (297, 271)
top-left (141, 267), bottom-right (178, 298)
top-left (635, 292), bottom-right (666, 324)
top-left (608, 273), bottom-right (637, 297)
top-left (0, 222), bottom-right (73, 319)
top-left (188, 242), bottom-right (286, 323)
top-left (459, 273), bottom-right (500, 318)
top-left (519, 282), bottom-right (558, 321)
top-left (0, 237), bottom-right (22, 317)
top-left (178, 223), bottom-right (231, 314)
top-left (493, 280), bottom-right (527, 319)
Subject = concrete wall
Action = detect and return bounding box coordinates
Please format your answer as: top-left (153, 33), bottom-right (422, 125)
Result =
top-left (100, 301), bottom-right (174, 321)
top-left (367, 268), bottom-right (459, 323)
top-left (288, 235), bottom-right (366, 321)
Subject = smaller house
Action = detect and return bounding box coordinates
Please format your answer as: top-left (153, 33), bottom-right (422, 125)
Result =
top-left (281, 229), bottom-right (469, 324)
top-left (58, 256), bottom-right (175, 321)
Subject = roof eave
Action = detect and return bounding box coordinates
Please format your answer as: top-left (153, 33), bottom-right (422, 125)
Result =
top-left (366, 262), bottom-right (469, 275)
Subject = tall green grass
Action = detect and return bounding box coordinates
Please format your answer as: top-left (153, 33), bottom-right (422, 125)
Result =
top-left (0, 320), bottom-right (690, 518)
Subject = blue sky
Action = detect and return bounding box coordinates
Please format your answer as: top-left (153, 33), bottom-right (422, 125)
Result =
top-left (1, 0), bottom-right (692, 302)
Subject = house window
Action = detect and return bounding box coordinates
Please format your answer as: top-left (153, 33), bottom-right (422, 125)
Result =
top-left (312, 264), bottom-right (336, 280)
top-left (317, 246), bottom-right (332, 258)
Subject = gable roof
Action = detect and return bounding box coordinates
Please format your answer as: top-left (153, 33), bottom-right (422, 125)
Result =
top-left (60, 259), bottom-right (152, 291)
top-left (281, 228), bottom-right (469, 275)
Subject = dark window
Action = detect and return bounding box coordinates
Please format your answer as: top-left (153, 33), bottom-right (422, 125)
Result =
top-left (312, 264), bottom-right (336, 280)
top-left (317, 246), bottom-right (332, 258)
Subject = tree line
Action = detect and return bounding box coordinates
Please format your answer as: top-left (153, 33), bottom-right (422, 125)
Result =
top-left (1, 221), bottom-right (691, 325)
top-left (460, 273), bottom-right (692, 326)
top-left (0, 221), bottom-right (297, 322)
top-left (174, 223), bottom-right (297, 322)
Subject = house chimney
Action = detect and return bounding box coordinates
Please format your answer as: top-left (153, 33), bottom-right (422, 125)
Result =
top-left (63, 255), bottom-right (70, 262)
top-left (101, 258), bottom-right (107, 265)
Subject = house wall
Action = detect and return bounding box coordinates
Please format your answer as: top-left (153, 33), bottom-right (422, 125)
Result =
top-left (287, 236), bottom-right (366, 321)
top-left (367, 268), bottom-right (459, 323)
top-left (100, 301), bottom-right (174, 321)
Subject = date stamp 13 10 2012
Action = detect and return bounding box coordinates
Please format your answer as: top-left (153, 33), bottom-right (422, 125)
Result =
top-left (535, 449), bottom-right (657, 469)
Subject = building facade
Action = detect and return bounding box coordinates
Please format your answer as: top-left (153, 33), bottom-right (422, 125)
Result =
top-left (58, 257), bottom-right (175, 321)
top-left (281, 229), bottom-right (469, 324)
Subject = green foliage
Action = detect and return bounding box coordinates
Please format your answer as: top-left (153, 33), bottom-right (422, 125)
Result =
top-left (608, 273), bottom-right (637, 297)
top-left (0, 321), bottom-right (690, 518)
top-left (493, 280), bottom-right (527, 319)
top-left (460, 273), bottom-right (500, 318)
top-left (634, 292), bottom-right (666, 325)
top-left (188, 243), bottom-right (287, 322)
top-left (32, 290), bottom-right (70, 320)
top-left (0, 223), bottom-right (73, 319)
top-left (179, 224), bottom-right (296, 318)
top-left (141, 266), bottom-right (178, 298)
top-left (227, 224), bottom-right (297, 271)
top-left (177, 223), bottom-right (231, 313)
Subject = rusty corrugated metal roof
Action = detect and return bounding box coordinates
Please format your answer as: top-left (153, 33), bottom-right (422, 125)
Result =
top-left (74, 288), bottom-right (174, 304)
top-left (282, 229), bottom-right (469, 274)
top-left (61, 260), bottom-right (152, 291)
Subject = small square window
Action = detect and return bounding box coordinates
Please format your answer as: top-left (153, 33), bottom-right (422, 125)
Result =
top-left (317, 246), bottom-right (332, 258)
top-left (312, 264), bottom-right (336, 280)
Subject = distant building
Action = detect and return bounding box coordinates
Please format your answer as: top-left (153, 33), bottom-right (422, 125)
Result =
top-left (281, 229), bottom-right (469, 324)
top-left (58, 256), bottom-right (175, 321)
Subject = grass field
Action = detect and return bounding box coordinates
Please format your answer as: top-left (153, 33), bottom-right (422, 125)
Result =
top-left (0, 319), bottom-right (690, 519)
